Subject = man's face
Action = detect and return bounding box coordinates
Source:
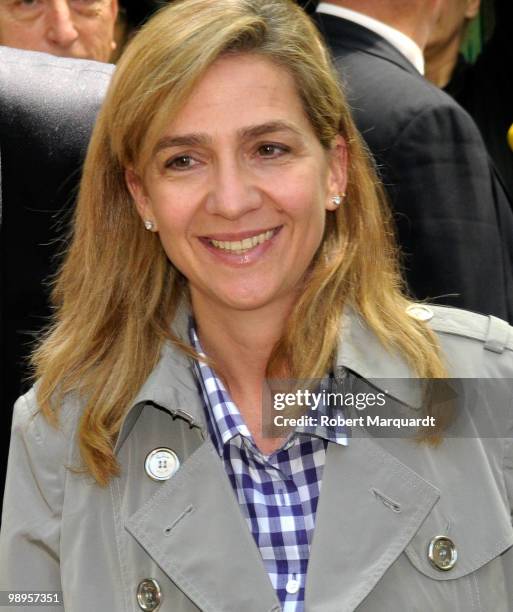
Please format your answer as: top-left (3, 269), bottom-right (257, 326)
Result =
top-left (0, 0), bottom-right (118, 62)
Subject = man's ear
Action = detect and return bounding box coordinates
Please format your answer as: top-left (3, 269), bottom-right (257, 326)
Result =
top-left (125, 167), bottom-right (154, 224)
top-left (465, 0), bottom-right (481, 20)
top-left (110, 0), bottom-right (119, 22)
top-left (109, 0), bottom-right (120, 54)
top-left (326, 135), bottom-right (349, 211)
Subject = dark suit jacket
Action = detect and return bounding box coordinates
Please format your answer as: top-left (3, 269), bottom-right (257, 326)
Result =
top-left (0, 47), bottom-right (113, 511)
top-left (315, 13), bottom-right (513, 322)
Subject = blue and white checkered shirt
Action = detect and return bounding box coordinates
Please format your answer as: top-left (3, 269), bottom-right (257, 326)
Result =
top-left (189, 322), bottom-right (347, 611)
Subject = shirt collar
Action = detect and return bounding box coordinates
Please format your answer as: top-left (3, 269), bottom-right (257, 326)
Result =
top-left (188, 319), bottom-right (348, 452)
top-left (316, 2), bottom-right (425, 74)
top-left (188, 321), bottom-right (251, 449)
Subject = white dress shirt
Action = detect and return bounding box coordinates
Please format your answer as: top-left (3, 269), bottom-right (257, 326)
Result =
top-left (316, 2), bottom-right (425, 74)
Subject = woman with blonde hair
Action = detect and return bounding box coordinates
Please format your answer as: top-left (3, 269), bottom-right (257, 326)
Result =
top-left (1, 0), bottom-right (512, 610)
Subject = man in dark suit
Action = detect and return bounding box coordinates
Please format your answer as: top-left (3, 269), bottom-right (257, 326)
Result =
top-left (0, 46), bottom-right (113, 511)
top-left (315, 0), bottom-right (513, 322)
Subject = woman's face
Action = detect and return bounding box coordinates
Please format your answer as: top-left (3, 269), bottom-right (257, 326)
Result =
top-left (127, 53), bottom-right (346, 316)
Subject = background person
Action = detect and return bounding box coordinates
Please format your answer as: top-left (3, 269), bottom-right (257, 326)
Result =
top-left (1, 0), bottom-right (512, 610)
top-left (424, 0), bottom-right (481, 89)
top-left (315, 0), bottom-right (513, 322)
top-left (0, 0), bottom-right (118, 61)
top-left (425, 0), bottom-right (513, 200)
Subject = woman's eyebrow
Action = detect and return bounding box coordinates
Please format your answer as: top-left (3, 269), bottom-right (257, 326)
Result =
top-left (238, 121), bottom-right (303, 139)
top-left (153, 133), bottom-right (211, 153)
top-left (153, 121), bottom-right (303, 154)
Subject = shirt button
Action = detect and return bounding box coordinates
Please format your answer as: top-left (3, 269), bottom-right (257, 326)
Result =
top-left (428, 536), bottom-right (458, 571)
top-left (144, 448), bottom-right (180, 481)
top-left (406, 304), bottom-right (434, 322)
top-left (286, 578), bottom-right (300, 594)
top-left (136, 578), bottom-right (161, 610)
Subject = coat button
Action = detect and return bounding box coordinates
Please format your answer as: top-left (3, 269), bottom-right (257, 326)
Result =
top-left (137, 578), bottom-right (161, 611)
top-left (144, 448), bottom-right (180, 481)
top-left (406, 304), bottom-right (434, 322)
top-left (428, 536), bottom-right (457, 571)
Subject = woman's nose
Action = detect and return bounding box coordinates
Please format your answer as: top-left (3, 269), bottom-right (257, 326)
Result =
top-left (205, 157), bottom-right (262, 220)
top-left (46, 1), bottom-right (79, 48)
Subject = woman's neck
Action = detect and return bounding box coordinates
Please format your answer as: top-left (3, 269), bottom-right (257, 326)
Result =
top-left (191, 293), bottom-right (293, 395)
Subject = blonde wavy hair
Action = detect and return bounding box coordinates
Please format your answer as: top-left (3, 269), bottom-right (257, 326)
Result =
top-left (33, 0), bottom-right (446, 485)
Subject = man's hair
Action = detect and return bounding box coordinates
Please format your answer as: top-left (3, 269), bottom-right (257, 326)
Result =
top-left (33, 0), bottom-right (445, 485)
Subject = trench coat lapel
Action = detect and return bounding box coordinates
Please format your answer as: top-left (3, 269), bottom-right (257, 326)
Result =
top-left (305, 437), bottom-right (440, 612)
top-left (125, 438), bottom-right (281, 612)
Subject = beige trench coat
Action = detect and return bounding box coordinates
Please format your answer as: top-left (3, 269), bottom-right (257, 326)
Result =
top-left (1, 305), bottom-right (513, 611)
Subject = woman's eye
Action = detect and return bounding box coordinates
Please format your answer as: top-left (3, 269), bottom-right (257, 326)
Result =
top-left (166, 155), bottom-right (198, 170)
top-left (257, 143), bottom-right (289, 158)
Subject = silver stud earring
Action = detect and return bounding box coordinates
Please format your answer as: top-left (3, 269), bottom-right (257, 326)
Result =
top-left (331, 194), bottom-right (344, 207)
top-left (144, 220), bottom-right (155, 231)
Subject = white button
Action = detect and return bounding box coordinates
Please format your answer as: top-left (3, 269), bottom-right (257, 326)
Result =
top-left (286, 578), bottom-right (300, 594)
top-left (144, 448), bottom-right (180, 481)
top-left (405, 304), bottom-right (434, 322)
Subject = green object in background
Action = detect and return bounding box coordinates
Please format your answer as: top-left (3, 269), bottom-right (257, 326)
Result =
top-left (460, 0), bottom-right (496, 63)
top-left (461, 17), bottom-right (482, 62)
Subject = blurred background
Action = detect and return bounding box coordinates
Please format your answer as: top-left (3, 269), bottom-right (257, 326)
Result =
top-left (115, 0), bottom-right (501, 61)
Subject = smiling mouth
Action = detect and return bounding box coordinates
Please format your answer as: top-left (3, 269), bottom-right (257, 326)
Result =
top-left (207, 227), bottom-right (280, 255)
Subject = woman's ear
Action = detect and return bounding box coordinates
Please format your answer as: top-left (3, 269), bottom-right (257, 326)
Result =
top-left (326, 135), bottom-right (348, 211)
top-left (125, 168), bottom-right (156, 228)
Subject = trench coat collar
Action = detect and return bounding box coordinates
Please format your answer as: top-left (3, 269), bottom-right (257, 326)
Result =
top-left (114, 307), bottom-right (421, 454)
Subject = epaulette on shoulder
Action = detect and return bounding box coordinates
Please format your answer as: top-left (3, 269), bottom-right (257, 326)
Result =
top-left (405, 304), bottom-right (513, 354)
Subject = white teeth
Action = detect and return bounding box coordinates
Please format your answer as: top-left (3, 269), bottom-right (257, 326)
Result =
top-left (210, 229), bottom-right (274, 253)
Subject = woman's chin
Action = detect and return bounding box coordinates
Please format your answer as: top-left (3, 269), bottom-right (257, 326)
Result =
top-left (192, 282), bottom-right (294, 315)
top-left (213, 292), bottom-right (276, 313)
